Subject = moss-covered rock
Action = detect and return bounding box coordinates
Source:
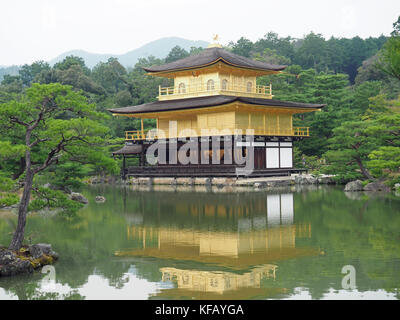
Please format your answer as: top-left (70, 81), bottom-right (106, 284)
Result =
top-left (0, 243), bottom-right (58, 277)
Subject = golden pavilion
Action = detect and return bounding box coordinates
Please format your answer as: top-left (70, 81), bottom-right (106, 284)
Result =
top-left (110, 40), bottom-right (324, 178)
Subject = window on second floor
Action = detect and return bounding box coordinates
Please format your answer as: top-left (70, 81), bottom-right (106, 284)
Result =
top-left (221, 79), bottom-right (228, 90)
top-left (207, 79), bottom-right (215, 91)
top-left (246, 81), bottom-right (253, 93)
top-left (178, 83), bottom-right (186, 94)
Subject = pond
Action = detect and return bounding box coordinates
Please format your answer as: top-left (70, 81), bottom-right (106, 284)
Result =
top-left (0, 184), bottom-right (399, 300)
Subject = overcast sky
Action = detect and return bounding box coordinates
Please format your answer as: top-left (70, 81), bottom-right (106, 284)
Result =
top-left (1, 0), bottom-right (399, 66)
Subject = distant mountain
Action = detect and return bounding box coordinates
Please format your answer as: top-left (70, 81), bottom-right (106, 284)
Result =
top-left (0, 37), bottom-right (208, 81)
top-left (48, 37), bottom-right (209, 68)
top-left (48, 50), bottom-right (112, 69)
top-left (0, 65), bottom-right (20, 81)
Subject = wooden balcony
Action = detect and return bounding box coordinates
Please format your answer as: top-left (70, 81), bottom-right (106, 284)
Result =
top-left (125, 127), bottom-right (309, 141)
top-left (125, 129), bottom-right (158, 141)
top-left (158, 82), bottom-right (273, 101)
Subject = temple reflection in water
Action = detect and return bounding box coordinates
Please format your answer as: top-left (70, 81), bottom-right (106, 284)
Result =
top-left (116, 191), bottom-right (319, 299)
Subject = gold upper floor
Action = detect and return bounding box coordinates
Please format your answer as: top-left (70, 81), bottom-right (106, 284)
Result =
top-left (154, 61), bottom-right (277, 101)
top-left (159, 71), bottom-right (273, 101)
top-left (122, 102), bottom-right (314, 140)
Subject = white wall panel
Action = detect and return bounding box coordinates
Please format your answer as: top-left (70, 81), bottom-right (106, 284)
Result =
top-left (280, 148), bottom-right (293, 168)
top-left (266, 148), bottom-right (279, 168)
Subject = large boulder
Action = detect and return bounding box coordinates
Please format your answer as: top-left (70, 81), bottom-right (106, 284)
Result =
top-left (0, 249), bottom-right (16, 265)
top-left (70, 192), bottom-right (88, 204)
top-left (0, 243), bottom-right (59, 277)
top-left (344, 180), bottom-right (364, 192)
top-left (0, 249), bottom-right (33, 277)
top-left (29, 244), bottom-right (43, 259)
top-left (29, 243), bottom-right (58, 260)
top-left (317, 175), bottom-right (336, 184)
top-left (363, 181), bottom-right (391, 192)
top-left (295, 175), bottom-right (318, 185)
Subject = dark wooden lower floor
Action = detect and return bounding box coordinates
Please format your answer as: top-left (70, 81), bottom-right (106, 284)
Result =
top-left (124, 165), bottom-right (306, 178)
top-left (115, 135), bottom-right (305, 179)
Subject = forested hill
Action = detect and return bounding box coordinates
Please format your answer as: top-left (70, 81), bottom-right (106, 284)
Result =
top-left (228, 32), bottom-right (388, 84)
top-left (0, 33), bottom-right (387, 83)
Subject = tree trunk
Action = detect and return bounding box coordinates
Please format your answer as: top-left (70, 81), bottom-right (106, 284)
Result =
top-left (8, 169), bottom-right (33, 251)
top-left (9, 128), bottom-right (34, 251)
top-left (355, 156), bottom-right (374, 180)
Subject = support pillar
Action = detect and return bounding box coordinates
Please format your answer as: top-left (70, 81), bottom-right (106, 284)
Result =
top-left (122, 155), bottom-right (126, 180)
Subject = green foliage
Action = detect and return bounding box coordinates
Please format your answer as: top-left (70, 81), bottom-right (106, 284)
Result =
top-left (294, 32), bottom-right (327, 71)
top-left (323, 120), bottom-right (380, 180)
top-left (0, 192), bottom-right (19, 208)
top-left (368, 146), bottom-right (400, 176)
top-left (229, 37), bottom-right (253, 57)
top-left (323, 95), bottom-right (400, 182)
top-left (253, 48), bottom-right (291, 65)
top-left (164, 46), bottom-right (189, 63)
top-left (189, 47), bottom-right (204, 55)
top-left (42, 162), bottom-right (91, 192)
top-left (377, 36), bottom-right (400, 82)
top-left (0, 174), bottom-right (15, 192)
top-left (54, 55), bottom-right (90, 75)
top-left (0, 83), bottom-right (119, 219)
top-left (352, 81), bottom-right (383, 114)
top-left (19, 61), bottom-right (51, 86)
top-left (253, 32), bottom-right (295, 61)
top-left (391, 16), bottom-right (400, 36)
top-left (0, 141), bottom-right (26, 159)
top-left (92, 58), bottom-right (127, 94)
top-left (29, 187), bottom-right (83, 217)
top-left (1, 74), bottom-right (23, 93)
top-left (115, 90), bottom-right (132, 107)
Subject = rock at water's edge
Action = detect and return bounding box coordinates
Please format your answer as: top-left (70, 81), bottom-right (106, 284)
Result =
top-left (295, 175), bottom-right (318, 185)
top-left (344, 180), bottom-right (364, 192)
top-left (70, 192), bottom-right (88, 204)
top-left (0, 243), bottom-right (58, 277)
top-left (95, 195), bottom-right (106, 203)
top-left (363, 181), bottom-right (390, 192)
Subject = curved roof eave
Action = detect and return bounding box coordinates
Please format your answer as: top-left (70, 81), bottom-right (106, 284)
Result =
top-left (142, 47), bottom-right (287, 74)
top-left (108, 95), bottom-right (325, 115)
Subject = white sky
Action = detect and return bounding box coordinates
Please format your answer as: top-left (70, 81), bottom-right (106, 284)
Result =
top-left (0, 0), bottom-right (399, 66)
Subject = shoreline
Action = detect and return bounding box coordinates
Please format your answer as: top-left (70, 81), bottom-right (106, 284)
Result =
top-left (87, 173), bottom-right (337, 188)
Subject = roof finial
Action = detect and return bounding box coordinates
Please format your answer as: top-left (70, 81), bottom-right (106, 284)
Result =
top-left (208, 34), bottom-right (222, 48)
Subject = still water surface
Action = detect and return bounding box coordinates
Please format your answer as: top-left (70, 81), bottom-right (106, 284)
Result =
top-left (0, 185), bottom-right (399, 300)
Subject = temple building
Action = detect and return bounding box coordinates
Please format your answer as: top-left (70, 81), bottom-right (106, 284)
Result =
top-left (110, 40), bottom-right (325, 178)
